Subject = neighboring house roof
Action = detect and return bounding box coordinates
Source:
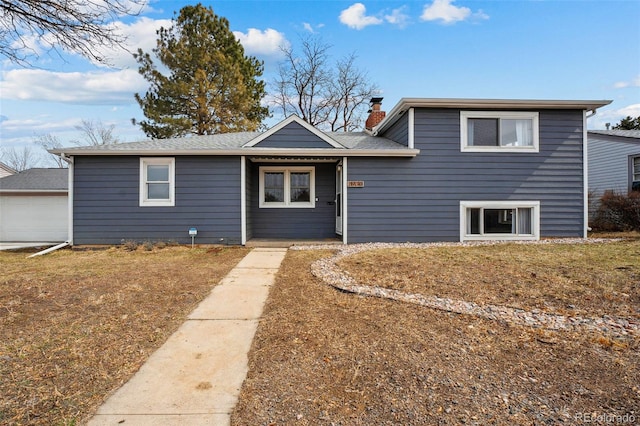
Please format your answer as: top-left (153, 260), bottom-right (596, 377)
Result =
top-left (0, 168), bottom-right (68, 192)
top-left (0, 162), bottom-right (17, 177)
top-left (588, 130), bottom-right (640, 141)
top-left (374, 98), bottom-right (612, 135)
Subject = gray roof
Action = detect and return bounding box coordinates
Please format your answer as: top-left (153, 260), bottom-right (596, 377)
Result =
top-left (51, 131), bottom-right (410, 155)
top-left (588, 130), bottom-right (640, 140)
top-left (61, 132), bottom-right (262, 152)
top-left (0, 168), bottom-right (68, 191)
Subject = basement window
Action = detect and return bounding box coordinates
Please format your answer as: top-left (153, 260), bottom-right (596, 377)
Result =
top-left (460, 201), bottom-right (540, 241)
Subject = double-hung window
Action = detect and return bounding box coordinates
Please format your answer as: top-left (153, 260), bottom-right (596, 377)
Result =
top-left (461, 111), bottom-right (539, 152)
top-left (140, 157), bottom-right (175, 207)
top-left (259, 166), bottom-right (315, 208)
top-left (632, 156), bottom-right (640, 192)
top-left (460, 201), bottom-right (540, 241)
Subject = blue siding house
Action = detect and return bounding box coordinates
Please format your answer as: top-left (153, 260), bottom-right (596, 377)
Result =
top-left (587, 130), bottom-right (640, 220)
top-left (53, 98), bottom-right (610, 245)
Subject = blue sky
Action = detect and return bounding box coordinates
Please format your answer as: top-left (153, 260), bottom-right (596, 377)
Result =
top-left (1, 0), bottom-right (639, 165)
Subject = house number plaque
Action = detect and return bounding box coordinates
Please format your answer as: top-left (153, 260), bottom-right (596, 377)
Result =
top-left (347, 181), bottom-right (365, 188)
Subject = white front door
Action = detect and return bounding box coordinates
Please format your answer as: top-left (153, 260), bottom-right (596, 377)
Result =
top-left (335, 162), bottom-right (343, 235)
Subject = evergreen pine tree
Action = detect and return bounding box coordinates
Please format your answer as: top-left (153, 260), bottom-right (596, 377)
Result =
top-left (134, 4), bottom-right (268, 138)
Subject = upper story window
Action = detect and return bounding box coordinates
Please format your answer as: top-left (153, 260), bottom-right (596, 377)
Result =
top-left (259, 166), bottom-right (315, 208)
top-left (461, 111), bottom-right (539, 153)
top-left (632, 156), bottom-right (640, 192)
top-left (139, 157), bottom-right (175, 207)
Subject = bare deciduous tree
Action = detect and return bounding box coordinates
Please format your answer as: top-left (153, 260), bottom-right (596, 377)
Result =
top-left (70, 119), bottom-right (119, 146)
top-left (271, 36), bottom-right (379, 132)
top-left (273, 37), bottom-right (333, 127)
top-left (328, 53), bottom-right (378, 132)
top-left (34, 133), bottom-right (66, 168)
top-left (0, 0), bottom-right (146, 66)
top-left (0, 146), bottom-right (39, 171)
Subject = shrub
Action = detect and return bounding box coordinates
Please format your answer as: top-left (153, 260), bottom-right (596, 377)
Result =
top-left (592, 191), bottom-right (640, 231)
top-left (121, 240), bottom-right (139, 251)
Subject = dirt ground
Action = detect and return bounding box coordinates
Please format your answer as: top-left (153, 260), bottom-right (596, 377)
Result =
top-left (232, 244), bottom-right (639, 425)
top-left (0, 245), bottom-right (248, 425)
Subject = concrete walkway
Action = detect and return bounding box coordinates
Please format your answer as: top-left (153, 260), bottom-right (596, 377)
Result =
top-left (88, 247), bottom-right (288, 426)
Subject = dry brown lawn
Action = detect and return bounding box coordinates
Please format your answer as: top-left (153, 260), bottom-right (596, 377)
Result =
top-left (233, 240), bottom-right (639, 425)
top-left (0, 245), bottom-right (248, 425)
top-left (338, 240), bottom-right (640, 319)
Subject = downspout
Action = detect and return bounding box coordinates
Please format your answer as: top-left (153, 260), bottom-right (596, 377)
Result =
top-left (240, 156), bottom-right (247, 245)
top-left (583, 109), bottom-right (597, 238)
top-left (342, 157), bottom-right (348, 244)
top-left (60, 153), bottom-right (74, 246)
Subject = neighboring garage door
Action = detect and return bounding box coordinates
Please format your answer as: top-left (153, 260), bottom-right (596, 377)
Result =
top-left (0, 195), bottom-right (68, 242)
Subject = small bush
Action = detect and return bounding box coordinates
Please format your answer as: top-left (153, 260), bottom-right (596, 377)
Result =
top-left (121, 240), bottom-right (139, 251)
top-left (143, 241), bottom-right (154, 251)
top-left (592, 191), bottom-right (640, 231)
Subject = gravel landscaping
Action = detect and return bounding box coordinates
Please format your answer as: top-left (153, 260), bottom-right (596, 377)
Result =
top-left (234, 239), bottom-right (639, 425)
top-left (295, 239), bottom-right (638, 338)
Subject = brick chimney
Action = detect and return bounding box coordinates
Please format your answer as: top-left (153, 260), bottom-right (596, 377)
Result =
top-left (365, 97), bottom-right (385, 131)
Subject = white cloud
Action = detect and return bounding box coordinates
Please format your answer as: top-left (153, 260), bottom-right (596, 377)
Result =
top-left (302, 22), bottom-right (326, 34)
top-left (0, 116), bottom-right (80, 133)
top-left (385, 6), bottom-right (410, 28)
top-left (588, 103), bottom-right (640, 130)
top-left (0, 69), bottom-right (146, 104)
top-left (339, 3), bottom-right (383, 30)
top-left (613, 75), bottom-right (640, 89)
top-left (421, 0), bottom-right (488, 24)
top-left (233, 28), bottom-right (289, 58)
top-left (92, 17), bottom-right (173, 68)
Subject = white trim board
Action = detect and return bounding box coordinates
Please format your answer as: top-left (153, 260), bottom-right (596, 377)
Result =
top-left (459, 200), bottom-right (540, 242)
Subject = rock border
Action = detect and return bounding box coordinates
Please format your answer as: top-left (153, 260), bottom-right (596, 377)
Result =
top-left (292, 239), bottom-right (639, 338)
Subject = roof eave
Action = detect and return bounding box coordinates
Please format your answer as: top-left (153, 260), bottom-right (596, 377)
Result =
top-left (51, 148), bottom-right (420, 157)
top-left (373, 98), bottom-right (613, 135)
top-left (0, 189), bottom-right (68, 194)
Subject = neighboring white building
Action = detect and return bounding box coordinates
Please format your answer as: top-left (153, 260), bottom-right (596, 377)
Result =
top-left (0, 168), bottom-right (69, 242)
top-left (0, 162), bottom-right (16, 178)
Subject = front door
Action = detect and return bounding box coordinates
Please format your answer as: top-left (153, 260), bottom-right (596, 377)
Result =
top-left (335, 162), bottom-right (343, 235)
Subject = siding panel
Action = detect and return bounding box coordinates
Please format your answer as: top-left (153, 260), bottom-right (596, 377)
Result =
top-left (588, 135), bottom-right (640, 219)
top-left (255, 122), bottom-right (334, 148)
top-left (383, 113), bottom-right (409, 146)
top-left (73, 156), bottom-right (241, 245)
top-left (347, 108), bottom-right (586, 242)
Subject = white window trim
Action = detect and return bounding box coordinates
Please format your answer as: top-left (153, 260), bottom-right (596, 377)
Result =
top-left (459, 201), bottom-right (540, 241)
top-left (632, 155), bottom-right (640, 184)
top-left (139, 157), bottom-right (175, 207)
top-left (460, 111), bottom-right (539, 153)
top-left (259, 166), bottom-right (315, 208)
